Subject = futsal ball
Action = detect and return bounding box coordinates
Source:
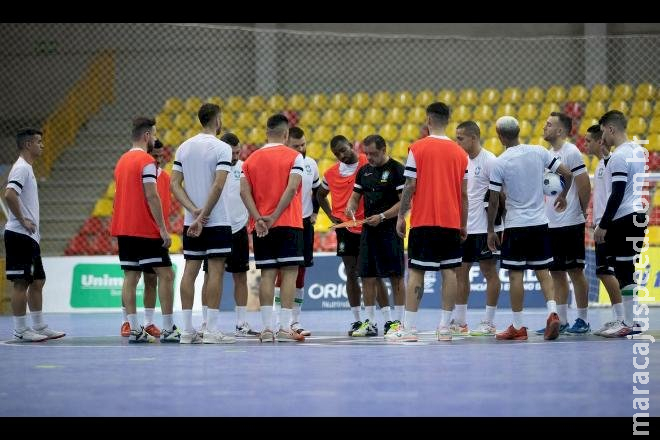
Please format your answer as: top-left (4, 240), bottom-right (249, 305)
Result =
top-left (543, 172), bottom-right (564, 196)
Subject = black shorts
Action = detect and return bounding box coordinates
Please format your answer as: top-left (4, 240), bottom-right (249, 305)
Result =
top-left (252, 226), bottom-right (304, 270)
top-left (461, 232), bottom-right (502, 263)
top-left (604, 212), bottom-right (647, 272)
top-left (500, 224), bottom-right (553, 270)
top-left (336, 228), bottom-right (361, 257)
top-left (359, 221), bottom-right (405, 278)
top-left (117, 236), bottom-right (172, 272)
top-left (303, 216), bottom-right (314, 267)
top-left (548, 223), bottom-right (586, 271)
top-left (4, 230), bottom-right (45, 283)
top-left (182, 225), bottom-right (232, 260)
top-left (595, 241), bottom-right (615, 276)
top-left (202, 226), bottom-right (250, 273)
top-left (408, 226), bottom-right (462, 271)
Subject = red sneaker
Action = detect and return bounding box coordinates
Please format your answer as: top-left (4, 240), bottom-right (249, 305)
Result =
top-left (144, 323), bottom-right (161, 338)
top-left (495, 324), bottom-right (528, 340)
top-left (544, 312), bottom-right (560, 340)
top-left (121, 321), bottom-right (130, 337)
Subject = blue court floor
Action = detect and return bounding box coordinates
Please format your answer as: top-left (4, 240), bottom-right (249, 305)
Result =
top-left (1, 308), bottom-right (658, 416)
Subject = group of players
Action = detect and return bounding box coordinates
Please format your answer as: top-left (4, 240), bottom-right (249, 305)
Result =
top-left (3, 100), bottom-right (647, 343)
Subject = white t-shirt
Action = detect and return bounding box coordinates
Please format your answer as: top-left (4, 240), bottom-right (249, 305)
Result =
top-left (5, 156), bottom-right (40, 243)
top-left (302, 157), bottom-right (321, 219)
top-left (489, 144), bottom-right (561, 229)
top-left (172, 133), bottom-right (232, 227)
top-left (225, 160), bottom-right (249, 233)
top-left (466, 149), bottom-right (503, 234)
top-left (592, 156), bottom-right (609, 225)
top-left (544, 142), bottom-right (587, 228)
top-left (603, 141), bottom-right (647, 222)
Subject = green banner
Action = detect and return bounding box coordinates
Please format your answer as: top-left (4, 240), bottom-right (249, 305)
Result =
top-left (70, 264), bottom-right (172, 308)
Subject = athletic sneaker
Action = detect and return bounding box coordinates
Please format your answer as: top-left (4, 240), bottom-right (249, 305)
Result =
top-left (13, 328), bottom-right (48, 342)
top-left (276, 328), bottom-right (305, 342)
top-left (351, 319), bottom-right (378, 337)
top-left (601, 321), bottom-right (642, 338)
top-left (160, 325), bottom-right (181, 343)
top-left (33, 325), bottom-right (66, 340)
top-left (495, 325), bottom-right (528, 341)
top-left (259, 328), bottom-right (275, 343)
top-left (384, 326), bottom-right (418, 342)
top-left (144, 323), bottom-right (161, 338)
top-left (129, 326), bottom-right (154, 343)
top-left (594, 320), bottom-right (618, 336)
top-left (199, 322), bottom-right (207, 334)
top-left (535, 318), bottom-right (569, 336)
top-left (290, 322), bottom-right (311, 336)
top-left (121, 321), bottom-right (130, 337)
top-left (235, 322), bottom-right (259, 337)
top-left (544, 312), bottom-right (561, 340)
top-left (348, 321), bottom-right (362, 336)
top-left (449, 319), bottom-right (469, 336)
top-left (436, 326), bottom-right (452, 341)
top-left (203, 330), bottom-right (236, 344)
top-left (471, 320), bottom-right (496, 336)
top-left (566, 318), bottom-right (591, 334)
top-left (384, 320), bottom-right (401, 336)
top-left (180, 329), bottom-right (203, 344)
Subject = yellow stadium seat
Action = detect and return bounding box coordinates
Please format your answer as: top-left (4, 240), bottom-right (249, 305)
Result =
top-left (330, 93), bottom-right (349, 109)
top-left (323, 146), bottom-right (337, 160)
top-left (372, 91), bottom-right (392, 108)
top-left (458, 88), bottom-right (479, 106)
top-left (163, 97), bottom-right (183, 114)
top-left (445, 122), bottom-right (458, 139)
top-left (351, 92), bottom-right (370, 109)
top-left (648, 117), bottom-right (660, 134)
top-left (226, 96), bottom-right (246, 113)
top-left (312, 125), bottom-right (333, 144)
top-left (309, 93), bottom-right (328, 110)
top-left (635, 83), bottom-right (656, 101)
top-left (184, 128), bottom-right (198, 140)
top-left (246, 96), bottom-right (267, 112)
top-left (655, 102), bottom-right (660, 117)
top-left (230, 128), bottom-right (247, 143)
top-left (235, 111), bottom-right (257, 129)
top-left (407, 107), bottom-right (426, 125)
top-left (392, 140), bottom-right (409, 158)
top-left (222, 112), bottom-right (235, 129)
top-left (532, 120), bottom-right (545, 137)
top-left (164, 162), bottom-right (173, 174)
top-left (483, 137), bottom-right (502, 155)
top-left (393, 91), bottom-right (414, 108)
top-left (288, 94), bottom-right (307, 111)
top-left (163, 129), bottom-right (183, 147)
top-left (608, 100), bottom-right (629, 114)
top-left (578, 118), bottom-right (599, 135)
top-left (472, 105), bottom-right (493, 122)
top-left (306, 142), bottom-right (324, 160)
top-left (517, 103), bottom-right (538, 121)
top-left (529, 136), bottom-right (547, 147)
top-left (400, 123), bottom-right (419, 141)
top-left (257, 111), bottom-right (270, 127)
top-left (342, 108), bottom-right (362, 125)
top-left (612, 83), bottom-right (633, 101)
top-left (335, 124), bottom-right (355, 141)
top-left (379, 124), bottom-right (399, 143)
top-left (647, 134), bottom-right (660, 152)
top-left (169, 233), bottom-right (182, 253)
top-left (649, 226), bottom-right (660, 246)
top-left (519, 120), bottom-right (533, 138)
top-left (386, 108), bottom-right (406, 125)
top-left (321, 109), bottom-right (341, 126)
top-left (206, 96), bottom-right (224, 108)
top-left (495, 103), bottom-right (516, 119)
top-left (584, 101), bottom-right (606, 119)
top-left (631, 100), bottom-right (652, 118)
top-left (184, 96), bottom-right (203, 113)
top-left (501, 87), bottom-right (523, 105)
top-left (479, 88), bottom-right (500, 106)
top-left (452, 105), bottom-right (472, 122)
top-left (473, 120), bottom-right (488, 136)
top-left (568, 85), bottom-right (589, 102)
top-left (156, 113), bottom-right (174, 131)
top-left (628, 117), bottom-right (648, 135)
top-left (364, 108), bottom-right (385, 125)
top-left (92, 198), bottom-right (113, 217)
top-left (268, 95), bottom-right (286, 112)
top-left (540, 102), bottom-right (560, 117)
top-left (104, 181), bottom-right (115, 199)
top-left (174, 113), bottom-right (194, 130)
top-left (545, 85), bottom-right (567, 103)
top-left (590, 84), bottom-right (611, 102)
top-left (247, 127), bottom-right (266, 145)
top-left (486, 123), bottom-right (499, 138)
top-left (524, 87), bottom-right (544, 104)
top-left (315, 211), bottom-right (332, 233)
top-left (299, 110), bottom-right (320, 127)
top-left (356, 124), bottom-right (376, 141)
top-left (436, 89), bottom-right (456, 106)
top-left (415, 90), bottom-right (434, 107)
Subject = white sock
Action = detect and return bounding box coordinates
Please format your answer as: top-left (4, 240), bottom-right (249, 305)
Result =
top-left (14, 315), bottom-right (27, 332)
top-left (273, 287), bottom-right (282, 309)
top-left (236, 306), bottom-right (247, 325)
top-left (121, 306), bottom-right (128, 322)
top-left (577, 307), bottom-right (588, 322)
top-left (623, 295), bottom-right (635, 325)
top-left (404, 310), bottom-right (417, 329)
top-left (144, 308), bottom-right (155, 326)
top-left (512, 311), bottom-right (524, 330)
top-left (183, 309), bottom-right (193, 332)
top-left (128, 314), bottom-right (140, 331)
top-left (280, 308), bottom-right (292, 330)
top-left (439, 309), bottom-right (452, 328)
top-left (394, 305), bottom-right (404, 322)
top-left (613, 302), bottom-right (624, 321)
top-left (162, 314), bottom-right (173, 330)
top-left (381, 306), bottom-right (392, 322)
top-left (292, 288), bottom-right (304, 323)
top-left (30, 311), bottom-right (44, 329)
top-left (485, 305), bottom-right (496, 323)
top-left (202, 305), bottom-right (208, 324)
top-left (365, 305), bottom-right (375, 323)
top-left (557, 304), bottom-right (568, 324)
top-left (207, 309), bottom-right (219, 332)
top-left (546, 300), bottom-right (557, 315)
top-left (261, 306), bottom-right (273, 330)
top-left (351, 306), bottom-right (361, 321)
top-left (454, 304), bottom-right (467, 326)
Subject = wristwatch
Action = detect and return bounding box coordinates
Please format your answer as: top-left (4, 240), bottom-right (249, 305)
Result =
top-left (379, 213), bottom-right (386, 222)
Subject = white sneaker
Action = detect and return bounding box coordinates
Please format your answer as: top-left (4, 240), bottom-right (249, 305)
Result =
top-left (384, 326), bottom-right (418, 342)
top-left (160, 325), bottom-right (181, 343)
top-left (594, 320), bottom-right (618, 336)
top-left (259, 328), bottom-right (275, 343)
top-left (33, 325), bottom-right (66, 340)
top-left (13, 328), bottom-right (48, 342)
top-left (199, 322), bottom-right (207, 334)
top-left (202, 330), bottom-right (236, 344)
top-left (235, 322), bottom-right (259, 337)
top-left (436, 326), bottom-right (452, 341)
top-left (470, 320), bottom-right (496, 336)
top-left (128, 326), bottom-right (155, 343)
top-left (291, 321), bottom-right (311, 336)
top-left (180, 330), bottom-right (203, 344)
top-left (276, 328), bottom-right (305, 342)
top-left (600, 320), bottom-right (630, 338)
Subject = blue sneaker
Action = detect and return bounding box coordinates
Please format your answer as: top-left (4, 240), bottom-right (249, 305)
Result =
top-left (566, 318), bottom-right (591, 334)
top-left (535, 321), bottom-right (570, 335)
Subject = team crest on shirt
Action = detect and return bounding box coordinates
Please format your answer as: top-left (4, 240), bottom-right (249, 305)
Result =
top-left (597, 167), bottom-right (604, 178)
top-left (380, 170), bottom-right (390, 182)
top-left (474, 166), bottom-right (481, 176)
top-left (338, 241), bottom-right (345, 252)
top-left (233, 169), bottom-right (241, 179)
top-left (305, 164), bottom-right (312, 174)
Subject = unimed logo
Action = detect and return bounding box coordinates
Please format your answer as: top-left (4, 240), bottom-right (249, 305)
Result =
top-left (80, 273), bottom-right (124, 288)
